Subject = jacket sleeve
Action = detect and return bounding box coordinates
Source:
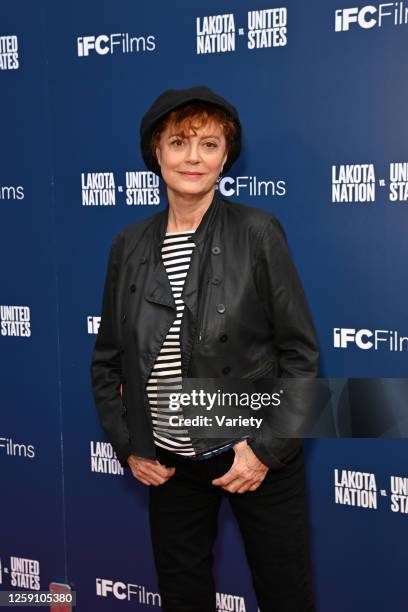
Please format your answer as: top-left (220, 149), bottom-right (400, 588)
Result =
top-left (90, 233), bottom-right (132, 468)
top-left (248, 216), bottom-right (320, 470)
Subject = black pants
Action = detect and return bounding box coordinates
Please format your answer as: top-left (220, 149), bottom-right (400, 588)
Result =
top-left (148, 445), bottom-right (316, 612)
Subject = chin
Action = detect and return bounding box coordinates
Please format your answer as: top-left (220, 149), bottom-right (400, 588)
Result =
top-left (170, 181), bottom-right (214, 196)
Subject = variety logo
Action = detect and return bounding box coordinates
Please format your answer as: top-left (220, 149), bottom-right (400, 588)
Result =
top-left (0, 435), bottom-right (35, 459)
top-left (0, 35), bottom-right (19, 70)
top-left (90, 441), bottom-right (124, 476)
top-left (335, 3), bottom-right (408, 31)
top-left (0, 184), bottom-right (24, 200)
top-left (196, 8), bottom-right (287, 54)
top-left (81, 171), bottom-right (160, 206)
top-left (0, 556), bottom-right (41, 590)
top-left (218, 175), bottom-right (286, 198)
top-left (77, 33), bottom-right (156, 58)
top-left (333, 328), bottom-right (408, 352)
top-left (0, 306), bottom-right (31, 338)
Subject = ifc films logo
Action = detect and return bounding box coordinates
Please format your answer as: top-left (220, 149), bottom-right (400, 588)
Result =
top-left (77, 33), bottom-right (156, 57)
top-left (335, 3), bottom-right (408, 32)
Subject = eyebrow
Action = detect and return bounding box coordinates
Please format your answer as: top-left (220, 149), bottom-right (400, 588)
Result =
top-left (168, 133), bottom-right (221, 140)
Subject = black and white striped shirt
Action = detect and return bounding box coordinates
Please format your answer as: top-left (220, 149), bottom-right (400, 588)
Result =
top-left (146, 230), bottom-right (197, 456)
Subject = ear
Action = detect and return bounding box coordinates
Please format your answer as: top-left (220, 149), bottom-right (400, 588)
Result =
top-left (155, 146), bottom-right (161, 166)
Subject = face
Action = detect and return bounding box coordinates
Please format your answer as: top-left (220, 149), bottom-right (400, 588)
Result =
top-left (155, 119), bottom-right (228, 199)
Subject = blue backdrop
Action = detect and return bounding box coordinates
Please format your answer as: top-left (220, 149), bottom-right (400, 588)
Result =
top-left (1, 1), bottom-right (407, 610)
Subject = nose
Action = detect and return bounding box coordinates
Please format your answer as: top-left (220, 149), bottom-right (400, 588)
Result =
top-left (184, 139), bottom-right (200, 164)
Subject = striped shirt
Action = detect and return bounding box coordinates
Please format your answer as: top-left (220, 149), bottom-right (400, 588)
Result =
top-left (146, 230), bottom-right (197, 456)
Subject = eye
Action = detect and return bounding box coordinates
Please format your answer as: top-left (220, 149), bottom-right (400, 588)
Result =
top-left (170, 138), bottom-right (184, 146)
top-left (203, 141), bottom-right (218, 148)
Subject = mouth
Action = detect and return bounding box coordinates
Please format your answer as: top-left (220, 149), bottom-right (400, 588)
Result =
top-left (178, 171), bottom-right (204, 177)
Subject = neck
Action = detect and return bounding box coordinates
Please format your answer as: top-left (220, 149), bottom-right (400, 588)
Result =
top-left (165, 188), bottom-right (215, 233)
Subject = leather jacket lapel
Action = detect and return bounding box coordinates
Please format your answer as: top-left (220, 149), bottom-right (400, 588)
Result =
top-left (144, 189), bottom-right (223, 317)
top-left (181, 245), bottom-right (199, 319)
top-left (144, 259), bottom-right (176, 309)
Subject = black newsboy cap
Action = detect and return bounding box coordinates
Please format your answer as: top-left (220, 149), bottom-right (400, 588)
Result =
top-left (140, 85), bottom-right (242, 177)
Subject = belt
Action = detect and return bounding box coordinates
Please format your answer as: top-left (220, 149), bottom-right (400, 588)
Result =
top-left (190, 436), bottom-right (249, 461)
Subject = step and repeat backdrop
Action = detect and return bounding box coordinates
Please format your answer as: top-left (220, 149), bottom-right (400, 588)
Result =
top-left (1, 0), bottom-right (407, 610)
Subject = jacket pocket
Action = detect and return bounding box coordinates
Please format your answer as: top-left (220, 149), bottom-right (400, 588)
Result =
top-left (242, 358), bottom-right (276, 381)
top-left (197, 277), bottom-right (213, 343)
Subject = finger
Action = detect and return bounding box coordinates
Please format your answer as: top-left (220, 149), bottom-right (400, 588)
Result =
top-left (130, 471), bottom-right (151, 486)
top-left (158, 465), bottom-right (177, 479)
top-left (152, 468), bottom-right (176, 484)
top-left (129, 459), bottom-right (174, 482)
top-left (150, 465), bottom-right (176, 480)
top-left (221, 477), bottom-right (250, 493)
top-left (236, 481), bottom-right (261, 494)
top-left (151, 460), bottom-right (174, 476)
top-left (248, 482), bottom-right (261, 491)
top-left (158, 469), bottom-right (176, 482)
top-left (212, 467), bottom-right (241, 487)
top-left (234, 485), bottom-right (251, 494)
top-left (136, 476), bottom-right (151, 486)
top-left (139, 462), bottom-right (170, 478)
top-left (137, 469), bottom-right (167, 486)
top-left (136, 459), bottom-right (170, 477)
top-left (145, 464), bottom-right (175, 478)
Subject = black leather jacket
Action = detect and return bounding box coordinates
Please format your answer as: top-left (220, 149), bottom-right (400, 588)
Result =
top-left (90, 190), bottom-right (319, 470)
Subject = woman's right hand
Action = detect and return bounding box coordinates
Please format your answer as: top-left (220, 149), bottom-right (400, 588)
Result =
top-left (127, 455), bottom-right (176, 486)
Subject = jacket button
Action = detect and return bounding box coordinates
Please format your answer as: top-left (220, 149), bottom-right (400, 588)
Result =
top-left (211, 246), bottom-right (221, 255)
top-left (222, 366), bottom-right (231, 375)
top-left (130, 284), bottom-right (136, 293)
top-left (140, 256), bottom-right (147, 264)
top-left (211, 277), bottom-right (221, 285)
top-left (122, 314), bottom-right (126, 323)
top-left (219, 334), bottom-right (228, 342)
top-left (216, 303), bottom-right (226, 314)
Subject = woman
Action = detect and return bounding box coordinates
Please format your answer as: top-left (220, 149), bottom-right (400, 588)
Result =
top-left (91, 85), bottom-right (319, 611)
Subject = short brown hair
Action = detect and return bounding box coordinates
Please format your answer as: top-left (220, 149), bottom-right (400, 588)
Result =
top-left (150, 101), bottom-right (239, 169)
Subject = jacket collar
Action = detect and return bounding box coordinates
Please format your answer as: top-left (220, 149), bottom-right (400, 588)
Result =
top-left (152, 188), bottom-right (222, 261)
top-left (146, 189), bottom-right (223, 312)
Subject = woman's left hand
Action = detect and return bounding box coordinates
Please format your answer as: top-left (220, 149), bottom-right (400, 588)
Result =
top-left (211, 440), bottom-right (269, 493)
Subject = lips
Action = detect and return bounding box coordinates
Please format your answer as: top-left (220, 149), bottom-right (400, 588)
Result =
top-left (179, 171), bottom-right (204, 176)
